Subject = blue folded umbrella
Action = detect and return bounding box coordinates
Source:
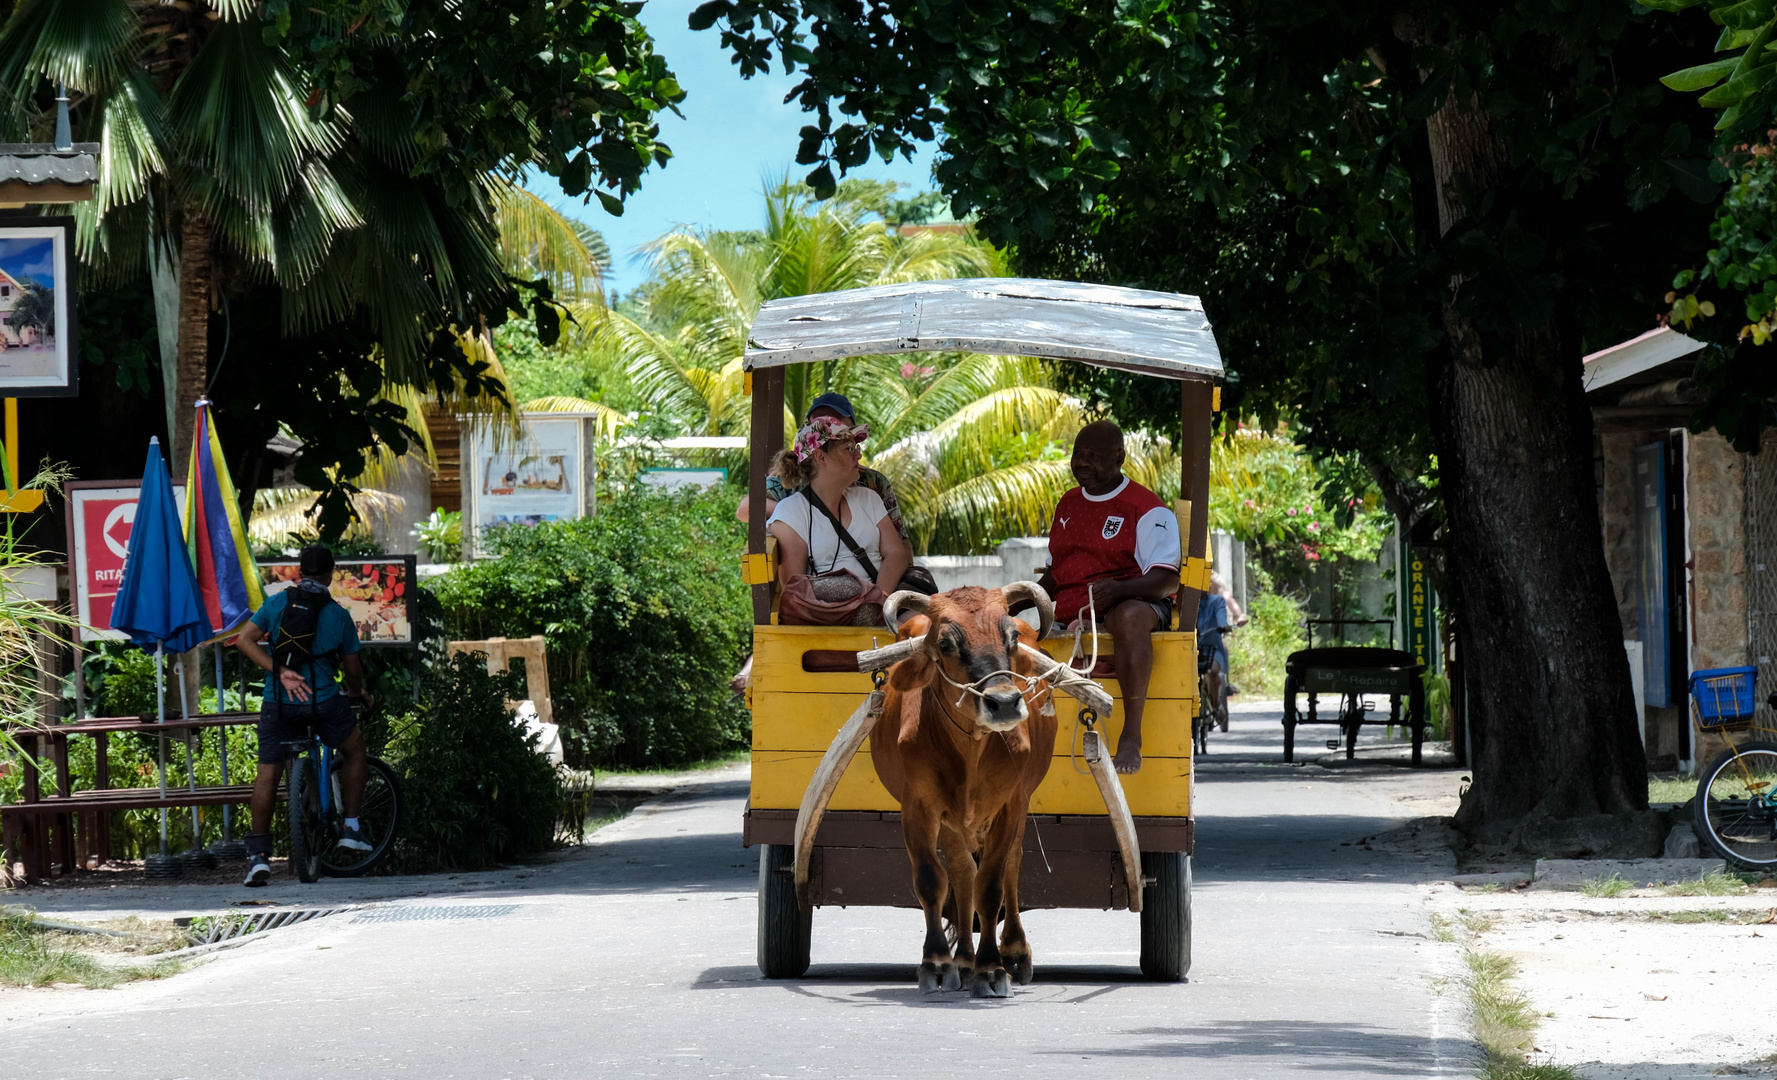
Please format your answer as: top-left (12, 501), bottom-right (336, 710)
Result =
top-left (110, 437), bottom-right (213, 653)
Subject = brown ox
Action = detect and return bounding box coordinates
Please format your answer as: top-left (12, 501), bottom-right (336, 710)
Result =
top-left (872, 583), bottom-right (1057, 998)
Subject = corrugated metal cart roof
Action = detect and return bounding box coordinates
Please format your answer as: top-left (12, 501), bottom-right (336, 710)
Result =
top-left (744, 278), bottom-right (1222, 381)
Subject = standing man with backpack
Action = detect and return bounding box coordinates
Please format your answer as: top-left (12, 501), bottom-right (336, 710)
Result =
top-left (233, 545), bottom-right (375, 886)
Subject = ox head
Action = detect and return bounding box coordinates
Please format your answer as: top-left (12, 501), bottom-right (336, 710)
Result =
top-left (883, 582), bottom-right (1055, 734)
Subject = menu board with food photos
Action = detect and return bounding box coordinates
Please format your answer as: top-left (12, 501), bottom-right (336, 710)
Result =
top-left (258, 556), bottom-right (417, 646)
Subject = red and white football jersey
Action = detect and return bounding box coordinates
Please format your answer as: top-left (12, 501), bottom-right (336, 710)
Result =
top-left (1046, 478), bottom-right (1180, 624)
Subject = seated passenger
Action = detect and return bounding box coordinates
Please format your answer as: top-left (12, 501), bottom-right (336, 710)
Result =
top-left (1032, 421), bottom-right (1181, 774)
top-left (736, 392), bottom-right (908, 544)
top-left (767, 415), bottom-right (912, 626)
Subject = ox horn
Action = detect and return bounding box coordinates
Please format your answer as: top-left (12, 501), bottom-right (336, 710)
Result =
top-left (1001, 580), bottom-right (1054, 640)
top-left (882, 590), bottom-right (931, 631)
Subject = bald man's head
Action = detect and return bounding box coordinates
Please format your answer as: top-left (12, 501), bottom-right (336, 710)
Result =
top-left (1071, 420), bottom-right (1127, 495)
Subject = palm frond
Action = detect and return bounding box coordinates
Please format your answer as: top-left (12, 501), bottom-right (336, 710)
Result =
top-left (0, 0), bottom-right (135, 102)
top-left (168, 22), bottom-right (346, 225)
top-left (914, 460), bottom-right (1074, 555)
top-left (92, 65), bottom-right (166, 214)
top-left (250, 485), bottom-right (404, 545)
top-left (523, 395), bottom-right (630, 439)
top-left (495, 180), bottom-right (606, 303)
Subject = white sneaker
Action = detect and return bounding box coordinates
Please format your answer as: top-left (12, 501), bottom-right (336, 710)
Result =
top-left (336, 825), bottom-right (372, 853)
top-left (243, 854), bottom-right (271, 887)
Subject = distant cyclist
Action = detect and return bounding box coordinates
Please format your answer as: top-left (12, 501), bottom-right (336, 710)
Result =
top-left (233, 544), bottom-right (375, 886)
top-left (1197, 573), bottom-right (1232, 730)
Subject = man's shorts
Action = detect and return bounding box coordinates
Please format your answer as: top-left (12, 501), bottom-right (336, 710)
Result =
top-left (257, 695), bottom-right (358, 764)
top-left (1055, 596), bottom-right (1173, 635)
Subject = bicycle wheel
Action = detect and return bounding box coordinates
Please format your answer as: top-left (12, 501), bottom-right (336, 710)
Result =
top-left (321, 757), bottom-right (404, 877)
top-left (1693, 741), bottom-right (1777, 870)
top-left (1193, 674), bottom-right (1210, 755)
top-left (286, 754), bottom-right (325, 883)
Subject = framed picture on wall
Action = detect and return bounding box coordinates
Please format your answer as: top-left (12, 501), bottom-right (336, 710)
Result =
top-left (465, 413), bottom-right (594, 557)
top-left (0, 217), bottom-right (76, 397)
top-left (257, 556), bottom-right (418, 647)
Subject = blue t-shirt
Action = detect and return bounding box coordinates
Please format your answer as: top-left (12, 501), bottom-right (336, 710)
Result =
top-left (249, 587), bottom-right (362, 703)
top-left (1196, 592), bottom-right (1230, 655)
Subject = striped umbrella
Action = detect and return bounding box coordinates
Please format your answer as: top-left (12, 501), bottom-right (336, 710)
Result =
top-left (183, 399), bottom-right (264, 854)
top-left (184, 399), bottom-right (263, 641)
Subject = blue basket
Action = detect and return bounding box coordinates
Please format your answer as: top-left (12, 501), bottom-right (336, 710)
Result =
top-left (1689, 666), bottom-right (1757, 729)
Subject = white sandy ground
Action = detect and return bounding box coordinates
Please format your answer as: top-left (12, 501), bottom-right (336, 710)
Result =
top-left (1431, 880), bottom-right (1777, 1078)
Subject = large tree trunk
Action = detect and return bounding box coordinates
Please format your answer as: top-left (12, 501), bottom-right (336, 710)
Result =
top-left (1418, 87), bottom-right (1647, 833)
top-left (172, 210), bottom-right (213, 480)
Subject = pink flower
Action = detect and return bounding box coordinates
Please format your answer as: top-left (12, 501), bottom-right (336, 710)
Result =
top-left (1242, 499), bottom-right (1256, 509)
top-left (1287, 508), bottom-right (1297, 517)
top-left (1308, 522), bottom-right (1320, 531)
top-left (899, 362), bottom-right (935, 379)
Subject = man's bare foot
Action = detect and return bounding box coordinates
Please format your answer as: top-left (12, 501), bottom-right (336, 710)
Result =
top-left (1111, 737), bottom-right (1142, 774)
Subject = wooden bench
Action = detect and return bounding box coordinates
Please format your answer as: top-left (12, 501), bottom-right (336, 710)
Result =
top-left (1, 712), bottom-right (262, 880)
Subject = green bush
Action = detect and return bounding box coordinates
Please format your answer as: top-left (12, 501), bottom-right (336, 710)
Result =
top-left (1227, 590), bottom-right (1306, 699)
top-left (426, 486), bottom-right (751, 769)
top-left (383, 652), bottom-right (561, 871)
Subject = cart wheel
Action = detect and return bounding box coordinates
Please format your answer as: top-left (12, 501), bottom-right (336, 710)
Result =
top-left (1139, 851), bottom-right (1192, 981)
top-left (757, 844), bottom-right (812, 978)
top-left (1282, 675), bottom-right (1297, 763)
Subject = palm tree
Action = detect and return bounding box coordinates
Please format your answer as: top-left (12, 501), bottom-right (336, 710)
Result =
top-left (582, 179), bottom-right (1001, 441)
top-left (0, 1), bottom-right (514, 476)
top-left (871, 376), bottom-right (1180, 555)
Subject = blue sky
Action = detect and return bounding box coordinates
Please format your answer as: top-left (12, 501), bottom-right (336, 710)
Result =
top-left (523, 0), bottom-right (937, 295)
top-left (0, 236), bottom-right (55, 290)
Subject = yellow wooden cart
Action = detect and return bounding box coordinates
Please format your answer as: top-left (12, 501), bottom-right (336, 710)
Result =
top-left (739, 279), bottom-right (1222, 981)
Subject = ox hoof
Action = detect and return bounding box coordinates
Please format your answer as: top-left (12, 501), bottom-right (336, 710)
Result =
top-left (919, 961), bottom-right (957, 994)
top-left (1010, 955), bottom-right (1034, 986)
top-left (970, 969), bottom-right (1011, 999)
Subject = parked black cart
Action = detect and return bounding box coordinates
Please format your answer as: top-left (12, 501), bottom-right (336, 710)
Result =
top-left (1281, 620), bottom-right (1427, 765)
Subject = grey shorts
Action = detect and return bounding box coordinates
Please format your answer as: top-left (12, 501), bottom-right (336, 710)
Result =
top-left (1056, 597), bottom-right (1172, 634)
top-left (257, 695), bottom-right (358, 764)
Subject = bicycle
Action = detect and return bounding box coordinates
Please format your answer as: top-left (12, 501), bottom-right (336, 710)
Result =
top-left (1193, 650), bottom-right (1215, 755)
top-left (279, 705), bottom-right (404, 882)
top-left (1688, 667), bottom-right (1777, 871)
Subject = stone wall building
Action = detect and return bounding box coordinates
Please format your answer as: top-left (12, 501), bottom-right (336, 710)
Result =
top-left (1588, 328), bottom-right (1769, 770)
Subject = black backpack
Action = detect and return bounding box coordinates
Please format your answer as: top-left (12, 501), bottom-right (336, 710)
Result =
top-left (272, 587), bottom-right (338, 687)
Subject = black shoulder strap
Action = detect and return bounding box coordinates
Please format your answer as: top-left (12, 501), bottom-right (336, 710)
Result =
top-left (804, 488), bottom-right (879, 581)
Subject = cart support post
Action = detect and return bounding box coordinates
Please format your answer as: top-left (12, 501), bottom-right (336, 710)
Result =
top-left (1177, 380), bottom-right (1215, 629)
top-left (748, 367), bottom-right (786, 624)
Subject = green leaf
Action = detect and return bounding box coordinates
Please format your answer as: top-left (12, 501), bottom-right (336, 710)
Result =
top-left (687, 1), bottom-right (733, 31)
top-left (1714, 0), bottom-right (1776, 29)
top-left (596, 190), bottom-right (624, 217)
top-left (1698, 61), bottom-right (1777, 105)
top-left (1661, 56), bottom-right (1739, 91)
top-left (1664, 157), bottom-right (1723, 202)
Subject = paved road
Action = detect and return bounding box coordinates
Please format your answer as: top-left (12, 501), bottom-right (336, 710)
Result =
top-left (5, 703), bottom-right (1472, 1079)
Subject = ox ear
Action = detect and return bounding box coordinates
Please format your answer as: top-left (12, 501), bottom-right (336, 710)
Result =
top-left (896, 681), bottom-right (925, 743)
top-left (888, 645), bottom-right (933, 694)
top-left (887, 613), bottom-right (937, 699)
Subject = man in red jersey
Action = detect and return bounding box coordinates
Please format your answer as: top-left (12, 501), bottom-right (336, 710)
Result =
top-left (1030, 421), bottom-right (1180, 773)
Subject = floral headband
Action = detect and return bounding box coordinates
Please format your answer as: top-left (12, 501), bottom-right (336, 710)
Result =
top-left (793, 415), bottom-right (870, 462)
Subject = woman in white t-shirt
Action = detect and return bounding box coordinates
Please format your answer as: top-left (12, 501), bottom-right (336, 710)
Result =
top-left (767, 415), bottom-right (911, 623)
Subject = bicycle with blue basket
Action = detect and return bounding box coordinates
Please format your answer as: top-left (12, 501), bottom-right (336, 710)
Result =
top-left (1688, 666), bottom-right (1777, 871)
top-left (278, 704), bottom-right (404, 882)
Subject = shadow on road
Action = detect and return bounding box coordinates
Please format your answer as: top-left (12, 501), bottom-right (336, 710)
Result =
top-left (1033, 1019), bottom-right (1475, 1073)
top-left (694, 962), bottom-right (1156, 989)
